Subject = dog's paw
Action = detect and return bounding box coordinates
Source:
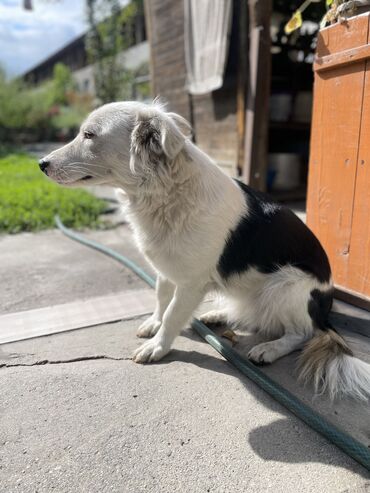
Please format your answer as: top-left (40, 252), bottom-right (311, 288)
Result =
top-left (247, 342), bottom-right (279, 365)
top-left (137, 317), bottom-right (161, 338)
top-left (132, 336), bottom-right (170, 364)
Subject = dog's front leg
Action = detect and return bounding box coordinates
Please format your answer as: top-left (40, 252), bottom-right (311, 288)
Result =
top-left (137, 275), bottom-right (175, 338)
top-left (132, 282), bottom-right (205, 363)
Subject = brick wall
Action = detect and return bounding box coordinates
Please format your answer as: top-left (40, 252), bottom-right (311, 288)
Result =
top-left (145, 0), bottom-right (238, 176)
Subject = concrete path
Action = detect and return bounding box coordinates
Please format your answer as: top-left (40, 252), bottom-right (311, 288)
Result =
top-left (1, 317), bottom-right (369, 493)
top-left (0, 225), bottom-right (154, 314)
top-left (1, 225), bottom-right (369, 491)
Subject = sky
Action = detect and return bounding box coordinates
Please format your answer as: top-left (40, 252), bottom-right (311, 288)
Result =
top-left (0, 0), bottom-right (88, 78)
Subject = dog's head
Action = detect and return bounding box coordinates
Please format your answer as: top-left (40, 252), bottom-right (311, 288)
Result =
top-left (39, 101), bottom-right (191, 192)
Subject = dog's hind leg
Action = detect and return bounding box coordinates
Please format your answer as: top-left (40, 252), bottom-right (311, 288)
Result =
top-left (247, 332), bottom-right (309, 365)
top-left (137, 276), bottom-right (175, 338)
top-left (133, 282), bottom-right (205, 363)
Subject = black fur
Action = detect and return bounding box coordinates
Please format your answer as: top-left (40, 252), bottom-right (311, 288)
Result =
top-left (308, 288), bottom-right (334, 331)
top-left (217, 180), bottom-right (331, 284)
top-left (135, 119), bottom-right (161, 152)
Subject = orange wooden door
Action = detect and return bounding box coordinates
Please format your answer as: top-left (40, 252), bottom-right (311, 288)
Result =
top-left (347, 61), bottom-right (370, 296)
top-left (307, 14), bottom-right (370, 301)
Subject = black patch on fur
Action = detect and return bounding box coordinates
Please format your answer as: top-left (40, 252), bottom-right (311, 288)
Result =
top-left (308, 288), bottom-right (334, 331)
top-left (132, 118), bottom-right (165, 169)
top-left (217, 180), bottom-right (332, 283)
top-left (136, 120), bottom-right (160, 149)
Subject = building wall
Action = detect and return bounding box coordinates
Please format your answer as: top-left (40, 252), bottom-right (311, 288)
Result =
top-left (23, 8), bottom-right (147, 87)
top-left (73, 41), bottom-right (150, 95)
top-left (145, 0), bottom-right (238, 176)
top-left (145, 0), bottom-right (191, 121)
top-left (192, 90), bottom-right (238, 177)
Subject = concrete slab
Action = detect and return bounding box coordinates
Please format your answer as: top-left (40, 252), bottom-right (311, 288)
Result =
top-left (0, 225), bottom-right (155, 315)
top-left (1, 207), bottom-right (369, 491)
top-left (0, 317), bottom-right (369, 492)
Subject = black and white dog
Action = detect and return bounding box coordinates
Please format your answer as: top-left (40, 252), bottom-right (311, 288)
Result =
top-left (40, 101), bottom-right (370, 400)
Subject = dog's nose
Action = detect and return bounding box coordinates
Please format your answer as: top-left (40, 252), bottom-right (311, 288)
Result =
top-left (39, 158), bottom-right (50, 172)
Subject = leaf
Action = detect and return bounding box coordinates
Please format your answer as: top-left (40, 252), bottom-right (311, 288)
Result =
top-left (320, 13), bottom-right (328, 29)
top-left (326, 0), bottom-right (333, 6)
top-left (285, 11), bottom-right (303, 35)
top-left (221, 329), bottom-right (238, 346)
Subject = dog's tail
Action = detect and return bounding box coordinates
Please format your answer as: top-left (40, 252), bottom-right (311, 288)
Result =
top-left (298, 328), bottom-right (370, 400)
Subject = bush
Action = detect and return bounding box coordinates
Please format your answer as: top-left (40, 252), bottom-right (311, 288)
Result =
top-left (52, 63), bottom-right (77, 105)
top-left (0, 153), bottom-right (106, 233)
top-left (51, 106), bottom-right (89, 139)
top-left (0, 65), bottom-right (91, 142)
top-left (0, 70), bottom-right (55, 142)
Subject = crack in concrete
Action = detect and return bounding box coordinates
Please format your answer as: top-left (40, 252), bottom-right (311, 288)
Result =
top-left (0, 354), bottom-right (131, 368)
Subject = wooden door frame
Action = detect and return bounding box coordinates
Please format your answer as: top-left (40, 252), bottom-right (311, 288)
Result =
top-left (241, 0), bottom-right (272, 191)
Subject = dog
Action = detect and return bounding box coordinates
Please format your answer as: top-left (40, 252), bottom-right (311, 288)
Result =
top-left (39, 100), bottom-right (370, 400)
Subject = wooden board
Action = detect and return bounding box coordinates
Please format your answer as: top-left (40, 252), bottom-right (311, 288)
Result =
top-left (0, 289), bottom-right (155, 344)
top-left (347, 58), bottom-right (370, 295)
top-left (307, 14), bottom-right (370, 301)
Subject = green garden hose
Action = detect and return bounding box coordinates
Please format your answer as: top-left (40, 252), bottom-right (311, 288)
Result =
top-left (55, 215), bottom-right (370, 472)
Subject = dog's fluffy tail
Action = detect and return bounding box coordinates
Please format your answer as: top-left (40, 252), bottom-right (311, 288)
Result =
top-left (298, 329), bottom-right (370, 400)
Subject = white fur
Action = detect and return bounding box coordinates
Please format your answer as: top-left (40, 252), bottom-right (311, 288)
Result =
top-left (42, 101), bottom-right (370, 400)
top-left (315, 354), bottom-right (370, 401)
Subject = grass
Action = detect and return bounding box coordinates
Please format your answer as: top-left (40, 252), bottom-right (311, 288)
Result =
top-left (0, 153), bottom-right (107, 233)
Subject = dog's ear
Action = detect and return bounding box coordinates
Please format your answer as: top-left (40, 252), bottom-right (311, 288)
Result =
top-left (130, 110), bottom-right (191, 174)
top-left (166, 112), bottom-right (192, 141)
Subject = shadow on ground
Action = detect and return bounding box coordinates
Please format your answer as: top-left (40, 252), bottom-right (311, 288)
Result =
top-left (160, 321), bottom-right (370, 478)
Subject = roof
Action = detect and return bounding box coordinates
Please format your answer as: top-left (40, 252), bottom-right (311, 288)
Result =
top-left (21, 32), bottom-right (86, 79)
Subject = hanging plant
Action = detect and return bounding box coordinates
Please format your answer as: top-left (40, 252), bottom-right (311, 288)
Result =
top-left (284, 0), bottom-right (358, 34)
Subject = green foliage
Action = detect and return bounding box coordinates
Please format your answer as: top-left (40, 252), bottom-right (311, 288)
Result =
top-left (52, 63), bottom-right (76, 105)
top-left (0, 64), bottom-right (91, 141)
top-left (133, 61), bottom-right (151, 101)
top-left (86, 0), bottom-right (141, 103)
top-left (135, 80), bottom-right (150, 100)
top-left (0, 1), bottom-right (147, 142)
top-left (0, 70), bottom-right (49, 137)
top-left (0, 153), bottom-right (106, 233)
top-left (51, 105), bottom-right (88, 131)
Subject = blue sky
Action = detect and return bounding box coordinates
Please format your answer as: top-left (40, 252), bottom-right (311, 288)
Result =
top-left (0, 0), bottom-right (87, 78)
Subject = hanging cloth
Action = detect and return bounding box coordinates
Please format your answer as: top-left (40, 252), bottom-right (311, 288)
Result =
top-left (184, 0), bottom-right (233, 95)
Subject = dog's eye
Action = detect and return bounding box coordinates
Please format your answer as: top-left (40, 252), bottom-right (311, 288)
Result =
top-left (84, 131), bottom-right (95, 139)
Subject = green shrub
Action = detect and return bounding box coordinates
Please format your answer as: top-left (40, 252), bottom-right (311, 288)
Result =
top-left (0, 66), bottom-right (89, 142)
top-left (51, 105), bottom-right (88, 132)
top-left (0, 153), bottom-right (106, 233)
top-left (0, 70), bottom-right (55, 141)
top-left (52, 63), bottom-right (76, 105)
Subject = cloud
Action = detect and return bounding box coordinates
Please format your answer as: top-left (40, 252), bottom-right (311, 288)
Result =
top-left (0, 0), bottom-right (87, 78)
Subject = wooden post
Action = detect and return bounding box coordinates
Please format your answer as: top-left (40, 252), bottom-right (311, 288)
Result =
top-left (236, 0), bottom-right (248, 177)
top-left (242, 0), bottom-right (272, 191)
top-left (143, 0), bottom-right (156, 97)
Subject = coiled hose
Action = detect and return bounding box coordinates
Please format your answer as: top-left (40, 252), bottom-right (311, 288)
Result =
top-left (55, 215), bottom-right (370, 471)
